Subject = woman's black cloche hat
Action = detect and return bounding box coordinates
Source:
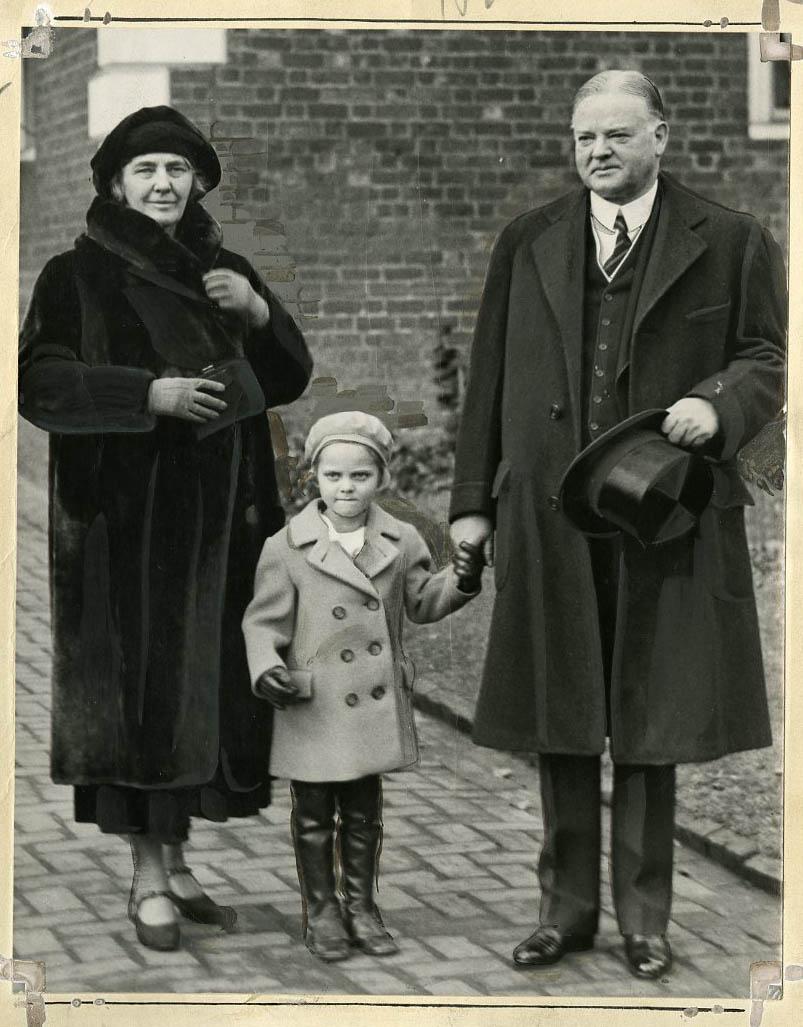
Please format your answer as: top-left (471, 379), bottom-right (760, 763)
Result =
top-left (558, 409), bottom-right (714, 547)
top-left (90, 105), bottom-right (222, 198)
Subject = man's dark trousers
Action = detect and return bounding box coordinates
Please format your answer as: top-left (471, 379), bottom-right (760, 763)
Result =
top-left (537, 537), bottom-right (677, 937)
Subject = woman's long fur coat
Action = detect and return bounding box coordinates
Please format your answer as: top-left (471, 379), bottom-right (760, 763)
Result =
top-left (18, 197), bottom-right (313, 795)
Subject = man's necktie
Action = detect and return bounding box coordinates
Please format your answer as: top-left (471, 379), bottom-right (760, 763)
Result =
top-left (602, 211), bottom-right (631, 277)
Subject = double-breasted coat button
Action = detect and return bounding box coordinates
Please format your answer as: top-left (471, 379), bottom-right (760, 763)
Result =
top-left (368, 642), bottom-right (382, 656)
top-left (549, 403), bottom-right (564, 420)
top-left (365, 598), bottom-right (380, 611)
top-left (371, 685), bottom-right (386, 700)
top-left (548, 495), bottom-right (560, 511)
top-left (345, 693), bottom-right (359, 707)
top-left (332, 606), bottom-right (347, 619)
top-left (340, 649), bottom-right (354, 663)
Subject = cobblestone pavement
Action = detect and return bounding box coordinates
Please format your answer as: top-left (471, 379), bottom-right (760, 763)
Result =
top-left (13, 476), bottom-right (781, 999)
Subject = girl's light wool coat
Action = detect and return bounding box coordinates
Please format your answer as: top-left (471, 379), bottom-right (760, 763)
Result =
top-left (242, 499), bottom-right (475, 782)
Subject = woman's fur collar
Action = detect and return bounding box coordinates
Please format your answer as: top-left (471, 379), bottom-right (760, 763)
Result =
top-left (84, 196), bottom-right (223, 278)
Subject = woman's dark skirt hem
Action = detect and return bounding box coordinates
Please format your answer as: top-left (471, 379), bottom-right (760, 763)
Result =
top-left (73, 774), bottom-right (271, 845)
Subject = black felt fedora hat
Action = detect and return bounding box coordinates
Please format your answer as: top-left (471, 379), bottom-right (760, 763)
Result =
top-left (558, 409), bottom-right (714, 547)
top-left (91, 105), bottom-right (222, 198)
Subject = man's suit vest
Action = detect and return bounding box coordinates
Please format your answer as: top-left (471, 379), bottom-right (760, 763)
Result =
top-left (581, 189), bottom-right (663, 447)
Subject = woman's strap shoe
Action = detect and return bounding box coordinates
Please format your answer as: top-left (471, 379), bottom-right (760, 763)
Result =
top-left (166, 868), bottom-right (237, 929)
top-left (623, 934), bottom-right (672, 979)
top-left (513, 926), bottom-right (595, 966)
top-left (128, 891), bottom-right (181, 952)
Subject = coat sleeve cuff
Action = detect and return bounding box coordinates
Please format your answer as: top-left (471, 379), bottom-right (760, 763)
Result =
top-left (687, 383), bottom-right (746, 462)
top-left (446, 567), bottom-right (482, 605)
top-left (449, 482), bottom-right (493, 522)
top-left (20, 363), bottom-right (157, 434)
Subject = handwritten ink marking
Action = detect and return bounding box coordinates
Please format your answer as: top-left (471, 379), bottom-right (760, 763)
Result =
top-left (763, 0), bottom-right (803, 32)
top-left (0, 82), bottom-right (11, 97)
top-left (441, 0), bottom-right (468, 18)
top-left (760, 31), bottom-right (803, 60)
top-left (763, 0), bottom-right (781, 29)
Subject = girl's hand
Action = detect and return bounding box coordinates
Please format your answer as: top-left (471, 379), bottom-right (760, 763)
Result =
top-left (253, 666), bottom-right (301, 709)
top-left (452, 540), bottom-right (483, 579)
top-left (147, 377), bottom-right (227, 423)
top-left (453, 540), bottom-right (484, 593)
top-left (202, 269), bottom-right (270, 327)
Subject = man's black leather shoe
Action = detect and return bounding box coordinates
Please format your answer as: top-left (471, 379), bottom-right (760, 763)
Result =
top-left (624, 934), bottom-right (672, 979)
top-left (513, 925), bottom-right (595, 966)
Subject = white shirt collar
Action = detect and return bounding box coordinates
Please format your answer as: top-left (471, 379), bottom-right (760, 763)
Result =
top-left (589, 179), bottom-right (659, 233)
top-left (320, 511), bottom-right (366, 556)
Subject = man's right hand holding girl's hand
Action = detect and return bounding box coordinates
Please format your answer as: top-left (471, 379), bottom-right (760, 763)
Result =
top-left (254, 666), bottom-right (303, 709)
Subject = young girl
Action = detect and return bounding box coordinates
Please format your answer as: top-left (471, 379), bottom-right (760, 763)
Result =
top-left (242, 411), bottom-right (482, 962)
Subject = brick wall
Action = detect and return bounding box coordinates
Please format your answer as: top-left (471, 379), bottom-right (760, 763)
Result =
top-left (19, 29), bottom-right (98, 305)
top-left (20, 28), bottom-right (789, 435)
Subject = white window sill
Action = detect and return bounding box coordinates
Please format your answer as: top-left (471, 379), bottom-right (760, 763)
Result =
top-left (748, 121), bottom-right (790, 141)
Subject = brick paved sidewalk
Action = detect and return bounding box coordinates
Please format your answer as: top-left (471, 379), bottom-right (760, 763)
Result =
top-left (13, 475), bottom-right (780, 999)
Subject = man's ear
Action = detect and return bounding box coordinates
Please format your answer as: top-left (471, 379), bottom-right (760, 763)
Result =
top-left (654, 120), bottom-right (669, 157)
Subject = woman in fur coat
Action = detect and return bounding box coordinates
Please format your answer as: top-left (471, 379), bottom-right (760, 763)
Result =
top-left (18, 105), bottom-right (313, 951)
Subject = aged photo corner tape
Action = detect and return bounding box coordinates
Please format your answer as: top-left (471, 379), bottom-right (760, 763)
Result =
top-left (0, 955), bottom-right (46, 1027)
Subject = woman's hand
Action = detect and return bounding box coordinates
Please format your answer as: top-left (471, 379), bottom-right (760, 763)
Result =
top-left (202, 269), bottom-right (270, 327)
top-left (253, 666), bottom-right (302, 710)
top-left (147, 377), bottom-right (227, 423)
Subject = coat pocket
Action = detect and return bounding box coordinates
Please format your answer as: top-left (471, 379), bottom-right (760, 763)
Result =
top-left (685, 300), bottom-right (732, 324)
top-left (287, 668), bottom-right (314, 700)
top-left (698, 505), bottom-right (755, 602)
top-left (491, 459), bottom-right (512, 592)
top-left (400, 654), bottom-right (416, 692)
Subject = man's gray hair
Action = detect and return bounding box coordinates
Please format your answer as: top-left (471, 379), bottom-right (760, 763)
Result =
top-left (571, 70), bottom-right (666, 123)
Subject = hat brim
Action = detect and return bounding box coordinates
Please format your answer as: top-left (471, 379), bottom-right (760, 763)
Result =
top-left (308, 434), bottom-right (390, 469)
top-left (90, 106), bottom-right (222, 198)
top-left (558, 408), bottom-right (709, 544)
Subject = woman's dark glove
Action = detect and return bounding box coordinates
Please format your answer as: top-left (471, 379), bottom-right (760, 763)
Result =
top-left (253, 666), bottom-right (301, 709)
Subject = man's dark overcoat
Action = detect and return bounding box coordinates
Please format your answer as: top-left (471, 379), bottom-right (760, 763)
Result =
top-left (18, 197), bottom-right (313, 792)
top-left (450, 173), bottom-right (786, 764)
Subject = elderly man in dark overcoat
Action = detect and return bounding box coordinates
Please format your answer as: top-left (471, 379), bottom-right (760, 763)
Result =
top-left (449, 70), bottom-right (786, 978)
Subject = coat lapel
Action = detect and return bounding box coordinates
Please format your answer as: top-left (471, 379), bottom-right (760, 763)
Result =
top-left (355, 505), bottom-right (402, 580)
top-left (288, 500), bottom-right (402, 599)
top-left (306, 539), bottom-right (380, 599)
top-left (124, 262), bottom-right (214, 307)
top-left (632, 175), bottom-right (708, 336)
top-left (530, 189), bottom-right (588, 445)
